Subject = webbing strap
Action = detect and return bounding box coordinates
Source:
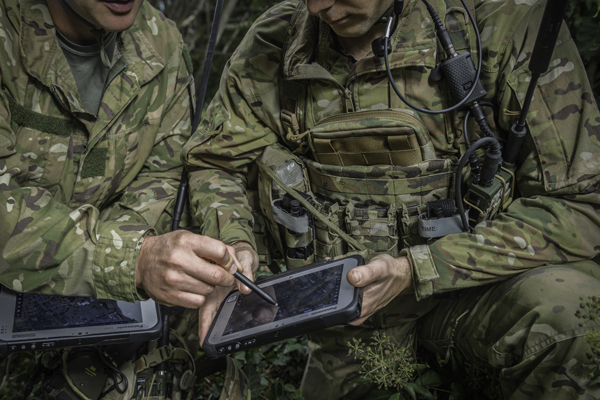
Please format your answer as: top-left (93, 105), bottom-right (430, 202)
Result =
top-left (256, 158), bottom-right (367, 253)
top-left (134, 345), bottom-right (174, 373)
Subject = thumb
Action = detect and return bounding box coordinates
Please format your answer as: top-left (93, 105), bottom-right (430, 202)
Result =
top-left (347, 257), bottom-right (389, 288)
top-left (347, 266), bottom-right (371, 288)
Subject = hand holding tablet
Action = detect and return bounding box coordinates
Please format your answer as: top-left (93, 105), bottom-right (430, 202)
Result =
top-left (202, 255), bottom-right (364, 358)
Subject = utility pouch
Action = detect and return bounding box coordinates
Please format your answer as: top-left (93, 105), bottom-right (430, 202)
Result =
top-left (307, 109), bottom-right (436, 167)
top-left (273, 192), bottom-right (316, 269)
top-left (345, 203), bottom-right (399, 257)
top-left (257, 143), bottom-right (314, 269)
top-left (399, 203), bottom-right (428, 248)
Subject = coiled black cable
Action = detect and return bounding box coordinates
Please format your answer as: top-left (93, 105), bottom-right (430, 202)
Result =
top-left (384, 0), bottom-right (483, 114)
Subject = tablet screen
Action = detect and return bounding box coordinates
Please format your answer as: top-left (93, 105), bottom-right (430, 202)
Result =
top-left (223, 264), bottom-right (343, 336)
top-left (13, 293), bottom-right (143, 332)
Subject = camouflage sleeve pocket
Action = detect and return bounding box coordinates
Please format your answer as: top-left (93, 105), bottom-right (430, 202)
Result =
top-left (505, 39), bottom-right (600, 194)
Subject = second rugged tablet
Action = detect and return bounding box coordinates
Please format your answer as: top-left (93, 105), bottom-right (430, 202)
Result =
top-left (203, 255), bottom-right (364, 358)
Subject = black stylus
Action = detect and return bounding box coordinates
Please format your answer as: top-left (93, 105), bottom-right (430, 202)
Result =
top-left (233, 271), bottom-right (278, 306)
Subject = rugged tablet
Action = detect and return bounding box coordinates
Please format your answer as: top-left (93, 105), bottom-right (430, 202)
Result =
top-left (0, 287), bottom-right (161, 354)
top-left (203, 255), bottom-right (364, 358)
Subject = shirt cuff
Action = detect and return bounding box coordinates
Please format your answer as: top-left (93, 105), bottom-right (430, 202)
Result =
top-left (93, 228), bottom-right (155, 303)
top-left (203, 207), bottom-right (257, 250)
top-left (404, 244), bottom-right (440, 301)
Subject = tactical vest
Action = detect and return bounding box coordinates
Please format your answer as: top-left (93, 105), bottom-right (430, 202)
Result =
top-left (252, 0), bottom-right (488, 270)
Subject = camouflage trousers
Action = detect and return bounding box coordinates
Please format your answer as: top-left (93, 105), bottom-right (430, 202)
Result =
top-left (301, 260), bottom-right (600, 399)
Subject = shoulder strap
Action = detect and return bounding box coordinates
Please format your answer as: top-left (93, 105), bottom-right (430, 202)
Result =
top-left (443, 0), bottom-right (478, 60)
top-left (279, 3), bottom-right (309, 150)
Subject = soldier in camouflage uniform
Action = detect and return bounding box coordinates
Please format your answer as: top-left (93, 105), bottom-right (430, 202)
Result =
top-left (0, 0), bottom-right (253, 399)
top-left (183, 0), bottom-right (600, 398)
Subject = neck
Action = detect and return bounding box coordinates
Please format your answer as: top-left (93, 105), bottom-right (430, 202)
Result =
top-left (336, 23), bottom-right (388, 61)
top-left (47, 0), bottom-right (98, 45)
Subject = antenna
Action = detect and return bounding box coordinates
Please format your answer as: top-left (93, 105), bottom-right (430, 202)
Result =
top-left (503, 0), bottom-right (570, 164)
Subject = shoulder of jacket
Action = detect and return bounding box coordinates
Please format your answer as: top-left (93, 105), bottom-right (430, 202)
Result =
top-left (475, 0), bottom-right (544, 36)
top-left (131, 2), bottom-right (185, 63)
top-left (475, 0), bottom-right (545, 58)
top-left (1, 0), bottom-right (22, 34)
top-left (241, 0), bottom-right (301, 45)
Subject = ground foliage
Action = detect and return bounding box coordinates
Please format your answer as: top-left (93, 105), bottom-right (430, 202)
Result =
top-left (1, 1), bottom-right (600, 400)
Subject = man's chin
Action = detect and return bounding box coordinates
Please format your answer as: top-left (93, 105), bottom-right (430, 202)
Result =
top-left (100, 18), bottom-right (136, 33)
top-left (329, 25), bottom-right (371, 39)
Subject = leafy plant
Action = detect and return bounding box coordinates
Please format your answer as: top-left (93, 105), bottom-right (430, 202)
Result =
top-left (347, 334), bottom-right (416, 392)
top-left (347, 334), bottom-right (445, 400)
top-left (194, 336), bottom-right (308, 399)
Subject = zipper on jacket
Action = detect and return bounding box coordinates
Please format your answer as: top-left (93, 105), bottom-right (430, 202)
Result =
top-left (344, 88), bottom-right (355, 113)
top-left (50, 85), bottom-right (68, 112)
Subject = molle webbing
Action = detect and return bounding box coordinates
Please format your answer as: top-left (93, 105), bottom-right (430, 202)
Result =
top-left (256, 157), bottom-right (368, 254)
top-left (7, 94), bottom-right (77, 136)
top-left (304, 157), bottom-right (456, 209)
top-left (312, 134), bottom-right (423, 166)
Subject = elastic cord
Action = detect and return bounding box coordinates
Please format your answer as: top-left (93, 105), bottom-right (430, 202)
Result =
top-left (384, 0), bottom-right (483, 114)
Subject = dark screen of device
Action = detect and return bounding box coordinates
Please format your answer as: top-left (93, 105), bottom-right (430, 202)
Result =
top-left (13, 293), bottom-right (143, 332)
top-left (223, 264), bottom-right (344, 336)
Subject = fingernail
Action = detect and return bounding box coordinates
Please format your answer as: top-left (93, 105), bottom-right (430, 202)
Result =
top-left (229, 262), bottom-right (237, 274)
top-left (352, 270), bottom-right (362, 284)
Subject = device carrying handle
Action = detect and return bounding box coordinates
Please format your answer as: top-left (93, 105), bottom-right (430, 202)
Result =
top-left (171, 0), bottom-right (226, 232)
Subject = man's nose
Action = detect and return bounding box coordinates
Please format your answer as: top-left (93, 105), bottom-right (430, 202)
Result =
top-left (305, 0), bottom-right (336, 16)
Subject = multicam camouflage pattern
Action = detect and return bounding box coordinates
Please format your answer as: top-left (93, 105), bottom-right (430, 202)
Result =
top-left (183, 0), bottom-right (600, 293)
top-left (219, 357), bottom-right (251, 400)
top-left (0, 0), bottom-right (194, 302)
top-left (302, 261), bottom-right (600, 399)
top-left (183, 0), bottom-right (600, 398)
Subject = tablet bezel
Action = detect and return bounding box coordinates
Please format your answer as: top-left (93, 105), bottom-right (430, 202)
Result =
top-left (205, 256), bottom-right (360, 347)
top-left (0, 288), bottom-right (160, 353)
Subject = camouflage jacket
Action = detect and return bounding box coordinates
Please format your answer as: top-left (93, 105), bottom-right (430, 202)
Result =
top-left (0, 0), bottom-right (194, 302)
top-left (183, 0), bottom-right (600, 300)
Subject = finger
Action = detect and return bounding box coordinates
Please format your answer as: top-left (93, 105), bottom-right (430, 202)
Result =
top-left (233, 248), bottom-right (257, 294)
top-left (227, 246), bottom-right (244, 274)
top-left (198, 296), bottom-right (220, 344)
top-left (189, 236), bottom-right (236, 272)
top-left (198, 287), bottom-right (232, 344)
top-left (349, 316), bottom-right (368, 326)
top-left (159, 290), bottom-right (208, 309)
top-left (184, 259), bottom-right (236, 288)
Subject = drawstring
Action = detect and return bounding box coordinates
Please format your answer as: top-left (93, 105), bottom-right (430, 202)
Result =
top-left (93, 29), bottom-right (112, 68)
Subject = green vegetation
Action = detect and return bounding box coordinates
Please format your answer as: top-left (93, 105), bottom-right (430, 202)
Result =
top-left (1, 2), bottom-right (599, 400)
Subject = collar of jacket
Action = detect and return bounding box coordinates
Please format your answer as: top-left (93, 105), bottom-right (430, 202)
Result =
top-left (282, 0), bottom-right (444, 82)
top-left (19, 0), bottom-right (166, 116)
